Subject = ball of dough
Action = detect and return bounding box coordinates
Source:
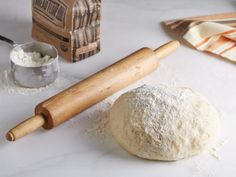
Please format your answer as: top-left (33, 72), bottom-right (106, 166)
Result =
top-left (110, 85), bottom-right (220, 161)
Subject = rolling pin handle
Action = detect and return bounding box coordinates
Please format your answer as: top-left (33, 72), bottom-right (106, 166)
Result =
top-left (154, 40), bottom-right (180, 60)
top-left (5, 40), bottom-right (180, 142)
top-left (6, 115), bottom-right (45, 141)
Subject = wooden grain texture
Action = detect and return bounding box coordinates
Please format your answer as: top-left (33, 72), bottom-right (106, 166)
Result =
top-left (36, 48), bottom-right (158, 129)
top-left (36, 41), bottom-right (180, 129)
top-left (6, 41), bottom-right (179, 141)
top-left (6, 115), bottom-right (45, 141)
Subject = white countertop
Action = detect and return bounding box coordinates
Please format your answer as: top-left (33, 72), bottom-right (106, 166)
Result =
top-left (0, 0), bottom-right (236, 177)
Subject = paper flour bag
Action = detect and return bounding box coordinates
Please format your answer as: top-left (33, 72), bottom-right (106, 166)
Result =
top-left (32, 0), bottom-right (101, 62)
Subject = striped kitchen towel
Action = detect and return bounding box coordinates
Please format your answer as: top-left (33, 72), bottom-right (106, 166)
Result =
top-left (164, 12), bottom-right (236, 62)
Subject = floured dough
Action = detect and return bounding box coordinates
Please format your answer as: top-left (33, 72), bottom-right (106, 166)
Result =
top-left (110, 85), bottom-right (220, 161)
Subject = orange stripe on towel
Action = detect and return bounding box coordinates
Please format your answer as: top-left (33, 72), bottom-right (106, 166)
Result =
top-left (195, 37), bottom-right (211, 48)
top-left (206, 36), bottom-right (229, 52)
top-left (219, 43), bottom-right (236, 55)
top-left (164, 13), bottom-right (236, 62)
top-left (220, 29), bottom-right (236, 35)
top-left (195, 30), bottom-right (236, 49)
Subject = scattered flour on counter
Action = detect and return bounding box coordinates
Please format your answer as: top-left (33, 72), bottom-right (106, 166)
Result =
top-left (84, 100), bottom-right (113, 141)
top-left (0, 69), bottom-right (81, 95)
top-left (10, 49), bottom-right (53, 67)
top-left (194, 161), bottom-right (216, 177)
top-left (208, 139), bottom-right (226, 160)
top-left (207, 109), bottom-right (227, 160)
top-left (65, 100), bottom-right (114, 143)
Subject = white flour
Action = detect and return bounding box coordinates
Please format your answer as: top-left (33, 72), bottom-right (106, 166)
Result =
top-left (0, 69), bottom-right (80, 95)
top-left (208, 139), bottom-right (226, 160)
top-left (85, 102), bottom-right (112, 139)
top-left (10, 49), bottom-right (53, 67)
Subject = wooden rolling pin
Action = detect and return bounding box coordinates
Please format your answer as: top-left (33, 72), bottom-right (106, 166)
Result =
top-left (6, 40), bottom-right (180, 141)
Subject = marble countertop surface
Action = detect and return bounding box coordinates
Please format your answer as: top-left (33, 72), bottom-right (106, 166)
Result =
top-left (0, 0), bottom-right (236, 177)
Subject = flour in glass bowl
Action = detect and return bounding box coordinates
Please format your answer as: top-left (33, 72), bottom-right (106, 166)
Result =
top-left (10, 49), bottom-right (53, 67)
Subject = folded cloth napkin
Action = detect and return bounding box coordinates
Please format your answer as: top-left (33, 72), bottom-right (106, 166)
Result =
top-left (164, 12), bottom-right (236, 62)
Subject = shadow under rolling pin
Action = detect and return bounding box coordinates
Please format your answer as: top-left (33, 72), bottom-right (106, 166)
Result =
top-left (6, 40), bottom-right (180, 141)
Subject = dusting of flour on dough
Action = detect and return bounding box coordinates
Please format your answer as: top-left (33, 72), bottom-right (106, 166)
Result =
top-left (110, 85), bottom-right (220, 161)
